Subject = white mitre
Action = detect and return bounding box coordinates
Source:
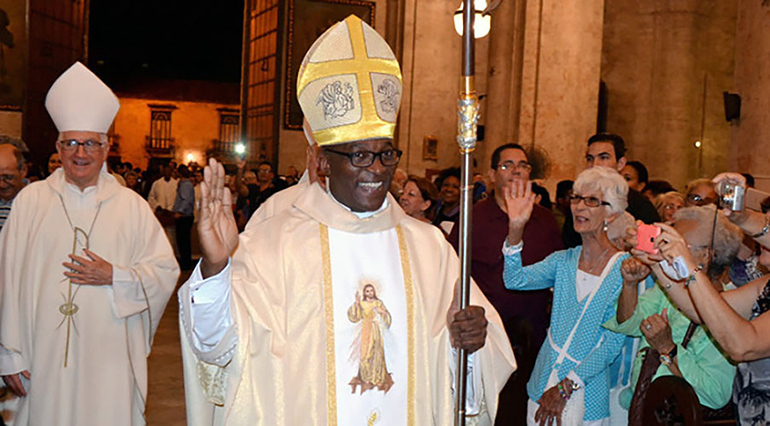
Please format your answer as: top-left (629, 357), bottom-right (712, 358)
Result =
top-left (45, 62), bottom-right (120, 133)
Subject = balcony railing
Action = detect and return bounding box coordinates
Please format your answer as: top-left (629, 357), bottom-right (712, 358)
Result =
top-left (217, 139), bottom-right (236, 153)
top-left (145, 136), bottom-right (175, 157)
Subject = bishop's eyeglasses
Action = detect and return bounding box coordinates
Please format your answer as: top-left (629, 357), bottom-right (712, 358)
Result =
top-left (325, 148), bottom-right (403, 168)
top-left (57, 139), bottom-right (108, 153)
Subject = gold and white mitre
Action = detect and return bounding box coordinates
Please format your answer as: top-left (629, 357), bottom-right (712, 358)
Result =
top-left (297, 15), bottom-right (402, 147)
top-left (45, 62), bottom-right (120, 133)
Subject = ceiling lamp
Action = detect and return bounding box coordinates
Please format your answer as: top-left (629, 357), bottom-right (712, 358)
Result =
top-left (454, 0), bottom-right (492, 39)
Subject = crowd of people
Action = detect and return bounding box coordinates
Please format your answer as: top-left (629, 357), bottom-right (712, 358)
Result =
top-left (1, 14), bottom-right (770, 426)
top-left (382, 133), bottom-right (770, 425)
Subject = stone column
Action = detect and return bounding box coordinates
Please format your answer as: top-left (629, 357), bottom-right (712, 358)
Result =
top-left (480, 0), bottom-right (526, 172)
top-left (518, 0), bottom-right (606, 187)
top-left (731, 1), bottom-right (770, 191)
top-left (397, 0), bottom-right (492, 177)
top-left (481, 0), bottom-right (607, 188)
top-left (601, 0), bottom-right (737, 190)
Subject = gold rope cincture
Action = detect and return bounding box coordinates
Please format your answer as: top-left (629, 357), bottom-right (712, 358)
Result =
top-left (56, 194), bottom-right (103, 367)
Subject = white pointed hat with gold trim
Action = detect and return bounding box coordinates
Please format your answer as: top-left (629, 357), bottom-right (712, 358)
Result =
top-left (297, 15), bottom-right (402, 147)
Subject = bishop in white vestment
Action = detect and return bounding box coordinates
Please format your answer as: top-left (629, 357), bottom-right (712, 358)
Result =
top-left (179, 15), bottom-right (516, 426)
top-left (0, 62), bottom-right (179, 426)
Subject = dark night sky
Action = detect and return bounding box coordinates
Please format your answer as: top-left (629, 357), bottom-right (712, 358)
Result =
top-left (88, 1), bottom-right (244, 85)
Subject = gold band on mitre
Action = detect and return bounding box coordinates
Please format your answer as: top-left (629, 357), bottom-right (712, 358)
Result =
top-left (297, 15), bottom-right (402, 147)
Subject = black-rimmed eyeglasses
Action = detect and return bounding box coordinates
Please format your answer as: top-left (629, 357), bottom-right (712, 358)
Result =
top-left (325, 148), bottom-right (402, 168)
top-left (569, 194), bottom-right (611, 208)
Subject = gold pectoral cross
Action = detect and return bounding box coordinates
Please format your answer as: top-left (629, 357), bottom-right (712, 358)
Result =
top-left (59, 227), bottom-right (87, 367)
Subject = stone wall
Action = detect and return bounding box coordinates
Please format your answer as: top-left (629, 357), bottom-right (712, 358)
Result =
top-left (730, 1), bottom-right (770, 192)
top-left (515, 0), bottom-right (606, 189)
top-left (395, 0), bottom-right (490, 177)
top-left (395, 0), bottom-right (606, 189)
top-left (601, 0), bottom-right (738, 190)
top-left (0, 112), bottom-right (22, 139)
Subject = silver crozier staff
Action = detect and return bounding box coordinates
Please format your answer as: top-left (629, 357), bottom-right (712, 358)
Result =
top-left (454, 0), bottom-right (479, 424)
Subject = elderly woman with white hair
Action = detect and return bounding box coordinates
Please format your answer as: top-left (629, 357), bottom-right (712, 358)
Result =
top-left (503, 167), bottom-right (630, 425)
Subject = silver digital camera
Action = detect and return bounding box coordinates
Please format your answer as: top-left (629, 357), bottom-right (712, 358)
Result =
top-left (718, 181), bottom-right (746, 212)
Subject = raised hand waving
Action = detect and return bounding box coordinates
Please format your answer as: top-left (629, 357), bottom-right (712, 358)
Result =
top-left (503, 179), bottom-right (536, 246)
top-left (198, 158), bottom-right (239, 277)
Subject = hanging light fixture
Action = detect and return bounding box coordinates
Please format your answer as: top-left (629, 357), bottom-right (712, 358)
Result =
top-left (454, 0), bottom-right (492, 39)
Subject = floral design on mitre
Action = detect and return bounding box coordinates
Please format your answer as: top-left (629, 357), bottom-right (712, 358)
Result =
top-left (316, 81), bottom-right (356, 120)
top-left (377, 79), bottom-right (400, 114)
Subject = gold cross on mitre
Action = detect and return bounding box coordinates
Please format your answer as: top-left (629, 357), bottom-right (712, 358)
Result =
top-left (297, 15), bottom-right (403, 147)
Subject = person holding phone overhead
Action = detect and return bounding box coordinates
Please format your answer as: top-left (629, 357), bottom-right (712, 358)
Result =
top-left (628, 172), bottom-right (770, 425)
top-left (503, 167), bottom-right (630, 426)
top-left (606, 205), bottom-right (741, 417)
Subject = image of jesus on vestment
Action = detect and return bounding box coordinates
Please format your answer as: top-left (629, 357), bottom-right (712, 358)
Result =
top-left (347, 282), bottom-right (394, 394)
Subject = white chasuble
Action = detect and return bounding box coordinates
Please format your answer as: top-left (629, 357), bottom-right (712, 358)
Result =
top-left (327, 226), bottom-right (411, 426)
top-left (178, 183), bottom-right (517, 426)
top-left (0, 169), bottom-right (179, 426)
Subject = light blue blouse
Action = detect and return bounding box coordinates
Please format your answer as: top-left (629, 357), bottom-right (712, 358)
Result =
top-left (503, 245), bottom-right (627, 421)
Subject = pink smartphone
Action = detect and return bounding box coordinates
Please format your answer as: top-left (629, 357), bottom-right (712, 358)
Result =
top-left (636, 224), bottom-right (662, 255)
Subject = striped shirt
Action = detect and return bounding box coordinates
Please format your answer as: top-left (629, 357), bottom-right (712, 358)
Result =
top-left (0, 198), bottom-right (13, 232)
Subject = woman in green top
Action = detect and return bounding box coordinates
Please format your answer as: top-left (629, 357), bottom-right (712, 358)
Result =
top-left (638, 172), bottom-right (770, 425)
top-left (606, 205), bottom-right (742, 410)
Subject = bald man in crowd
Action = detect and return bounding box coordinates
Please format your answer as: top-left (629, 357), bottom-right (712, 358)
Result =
top-left (0, 138), bottom-right (27, 232)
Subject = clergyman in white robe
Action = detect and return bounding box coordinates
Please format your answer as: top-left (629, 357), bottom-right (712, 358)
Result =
top-left (0, 167), bottom-right (180, 425)
top-left (178, 183), bottom-right (516, 425)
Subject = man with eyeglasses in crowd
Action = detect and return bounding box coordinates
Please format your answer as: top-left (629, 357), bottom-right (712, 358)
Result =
top-left (178, 15), bottom-right (515, 425)
top-left (0, 62), bottom-right (179, 426)
top-left (448, 143), bottom-right (562, 423)
top-left (0, 136), bottom-right (27, 233)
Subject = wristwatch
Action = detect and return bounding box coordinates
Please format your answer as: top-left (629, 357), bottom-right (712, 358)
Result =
top-left (659, 345), bottom-right (678, 366)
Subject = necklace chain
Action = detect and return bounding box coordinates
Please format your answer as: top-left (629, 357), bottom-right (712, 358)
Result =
top-left (56, 193), bottom-right (103, 368)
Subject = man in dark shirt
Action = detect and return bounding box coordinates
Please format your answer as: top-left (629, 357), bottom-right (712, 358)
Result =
top-left (449, 143), bottom-right (562, 424)
top-left (563, 133), bottom-right (660, 247)
top-left (249, 162), bottom-right (288, 217)
top-left (173, 164), bottom-right (195, 270)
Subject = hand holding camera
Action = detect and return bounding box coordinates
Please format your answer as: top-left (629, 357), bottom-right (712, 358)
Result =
top-left (714, 173), bottom-right (746, 213)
